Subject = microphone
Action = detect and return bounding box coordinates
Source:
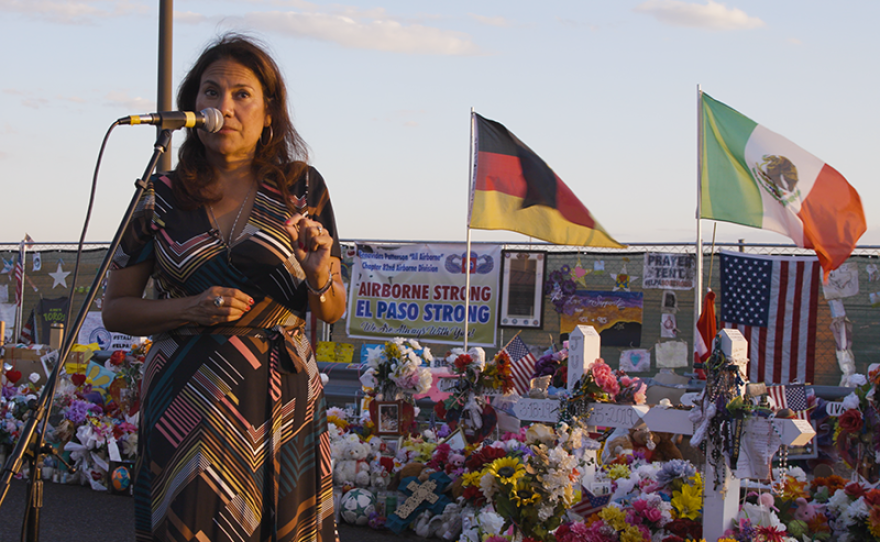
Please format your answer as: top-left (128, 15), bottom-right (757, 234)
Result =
top-left (118, 108), bottom-right (224, 133)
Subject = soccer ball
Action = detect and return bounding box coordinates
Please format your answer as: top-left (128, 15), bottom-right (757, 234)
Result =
top-left (340, 488), bottom-right (376, 525)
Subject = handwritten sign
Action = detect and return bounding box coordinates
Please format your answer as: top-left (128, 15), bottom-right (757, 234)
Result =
top-left (513, 398), bottom-right (560, 423)
top-left (581, 403), bottom-right (649, 429)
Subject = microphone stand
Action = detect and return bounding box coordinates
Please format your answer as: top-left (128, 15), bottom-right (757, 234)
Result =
top-left (0, 129), bottom-right (173, 542)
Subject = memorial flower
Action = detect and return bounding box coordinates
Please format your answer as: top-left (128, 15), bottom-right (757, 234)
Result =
top-left (361, 337), bottom-right (433, 400)
top-left (671, 482), bottom-right (702, 521)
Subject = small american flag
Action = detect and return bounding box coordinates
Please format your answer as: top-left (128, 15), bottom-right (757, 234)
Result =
top-left (19, 308), bottom-right (35, 345)
top-left (504, 335), bottom-right (537, 396)
top-left (768, 383), bottom-right (810, 421)
top-left (571, 486), bottom-right (611, 518)
top-left (13, 241), bottom-right (24, 306)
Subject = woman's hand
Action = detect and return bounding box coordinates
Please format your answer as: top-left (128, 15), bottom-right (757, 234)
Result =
top-left (283, 213), bottom-right (346, 323)
top-left (284, 213), bottom-right (332, 288)
top-left (190, 287), bottom-right (254, 326)
top-left (104, 262), bottom-right (256, 336)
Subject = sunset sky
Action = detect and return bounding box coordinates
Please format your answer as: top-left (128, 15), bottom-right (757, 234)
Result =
top-left (2, 0), bottom-right (877, 247)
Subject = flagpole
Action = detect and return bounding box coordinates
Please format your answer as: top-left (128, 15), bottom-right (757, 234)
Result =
top-left (464, 108), bottom-right (476, 350)
top-left (694, 84), bottom-right (704, 357)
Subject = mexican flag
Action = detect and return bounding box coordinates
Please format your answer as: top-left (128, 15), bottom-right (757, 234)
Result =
top-left (701, 92), bottom-right (865, 276)
top-left (469, 113), bottom-right (623, 248)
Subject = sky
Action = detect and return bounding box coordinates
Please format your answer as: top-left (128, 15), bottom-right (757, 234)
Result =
top-left (2, 0), bottom-right (878, 248)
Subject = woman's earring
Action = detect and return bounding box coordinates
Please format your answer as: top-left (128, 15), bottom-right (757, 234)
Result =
top-left (260, 126), bottom-right (274, 146)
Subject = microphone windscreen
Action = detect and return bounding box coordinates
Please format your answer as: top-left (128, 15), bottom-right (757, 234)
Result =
top-left (201, 108), bottom-right (224, 133)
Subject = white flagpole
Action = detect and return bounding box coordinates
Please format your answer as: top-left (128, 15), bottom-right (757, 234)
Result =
top-left (464, 108), bottom-right (476, 350)
top-left (694, 85), bottom-right (704, 354)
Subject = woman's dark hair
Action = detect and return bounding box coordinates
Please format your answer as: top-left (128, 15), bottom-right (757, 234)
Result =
top-left (174, 33), bottom-right (308, 210)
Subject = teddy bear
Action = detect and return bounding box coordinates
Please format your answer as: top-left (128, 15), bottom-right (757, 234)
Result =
top-left (604, 423), bottom-right (684, 463)
top-left (333, 435), bottom-right (372, 487)
top-left (794, 497), bottom-right (825, 522)
top-left (651, 431), bottom-right (684, 462)
top-left (390, 462), bottom-right (431, 491)
top-left (370, 455), bottom-right (395, 490)
top-left (430, 502), bottom-right (463, 541)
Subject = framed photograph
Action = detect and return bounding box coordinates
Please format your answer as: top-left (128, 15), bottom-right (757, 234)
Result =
top-left (382, 436), bottom-right (403, 456)
top-left (440, 427), bottom-right (466, 451)
top-left (500, 251), bottom-right (546, 328)
top-left (376, 401), bottom-right (402, 435)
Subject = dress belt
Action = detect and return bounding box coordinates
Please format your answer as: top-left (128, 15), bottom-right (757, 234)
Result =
top-left (165, 324), bottom-right (308, 374)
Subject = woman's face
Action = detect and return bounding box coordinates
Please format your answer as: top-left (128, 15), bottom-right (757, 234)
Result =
top-left (195, 58), bottom-right (271, 165)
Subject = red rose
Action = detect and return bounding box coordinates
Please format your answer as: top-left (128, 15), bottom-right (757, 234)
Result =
top-left (109, 350), bottom-right (126, 366)
top-left (454, 354), bottom-right (472, 372)
top-left (838, 409), bottom-right (864, 433)
top-left (845, 482), bottom-right (867, 498)
top-left (434, 401), bottom-right (447, 421)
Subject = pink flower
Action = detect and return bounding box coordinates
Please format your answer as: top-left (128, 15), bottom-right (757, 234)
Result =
top-left (592, 360), bottom-right (612, 379)
top-left (633, 383), bottom-right (647, 405)
top-left (620, 375), bottom-right (632, 387)
top-left (644, 507), bottom-right (662, 523)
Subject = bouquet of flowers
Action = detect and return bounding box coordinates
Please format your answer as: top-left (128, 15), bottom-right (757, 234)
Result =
top-left (566, 359), bottom-right (646, 405)
top-left (458, 425), bottom-right (580, 542)
top-left (446, 347), bottom-right (514, 396)
top-left (0, 392), bottom-right (27, 449)
top-left (361, 338), bottom-right (433, 401)
top-left (834, 374), bottom-right (880, 481)
top-left (532, 346), bottom-right (568, 390)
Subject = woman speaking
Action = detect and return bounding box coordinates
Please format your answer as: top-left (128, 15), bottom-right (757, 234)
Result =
top-left (103, 34), bottom-right (344, 542)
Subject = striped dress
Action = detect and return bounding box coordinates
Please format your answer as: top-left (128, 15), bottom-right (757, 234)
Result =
top-left (112, 167), bottom-right (339, 542)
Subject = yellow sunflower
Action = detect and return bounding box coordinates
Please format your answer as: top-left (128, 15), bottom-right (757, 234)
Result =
top-left (488, 456), bottom-right (526, 486)
top-left (510, 479), bottom-right (541, 507)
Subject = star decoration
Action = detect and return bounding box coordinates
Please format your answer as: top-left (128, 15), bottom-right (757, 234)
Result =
top-left (49, 261), bottom-right (71, 289)
top-left (570, 259), bottom-right (591, 287)
top-left (612, 264), bottom-right (637, 292)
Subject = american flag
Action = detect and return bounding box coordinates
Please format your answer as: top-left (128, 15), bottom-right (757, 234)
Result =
top-left (13, 240), bottom-right (24, 306)
top-left (720, 251), bottom-right (820, 385)
top-left (504, 335), bottom-right (537, 396)
top-left (571, 486), bottom-right (611, 518)
top-left (19, 308), bottom-right (35, 345)
top-left (768, 383), bottom-right (811, 421)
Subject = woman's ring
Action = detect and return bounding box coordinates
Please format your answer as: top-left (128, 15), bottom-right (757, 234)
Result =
top-left (213, 296), bottom-right (224, 307)
top-left (317, 226), bottom-right (323, 234)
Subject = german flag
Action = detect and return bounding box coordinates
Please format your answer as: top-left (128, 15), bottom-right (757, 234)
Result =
top-left (469, 113), bottom-right (623, 248)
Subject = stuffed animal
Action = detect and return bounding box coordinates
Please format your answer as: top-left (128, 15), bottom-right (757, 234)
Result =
top-left (390, 462), bottom-right (429, 491)
top-left (333, 435), bottom-right (372, 487)
top-left (794, 497), bottom-right (825, 522)
top-left (413, 510), bottom-right (436, 538)
top-left (604, 424), bottom-right (678, 463)
top-left (651, 432), bottom-right (684, 462)
top-left (370, 455), bottom-right (395, 490)
top-left (431, 502), bottom-right (463, 541)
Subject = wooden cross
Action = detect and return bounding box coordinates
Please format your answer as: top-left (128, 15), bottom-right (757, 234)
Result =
top-left (394, 478), bottom-right (439, 519)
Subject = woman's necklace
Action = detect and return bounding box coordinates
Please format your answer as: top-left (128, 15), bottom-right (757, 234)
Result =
top-left (208, 181), bottom-right (256, 245)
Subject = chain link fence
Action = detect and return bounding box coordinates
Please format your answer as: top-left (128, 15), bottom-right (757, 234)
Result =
top-left (3, 240), bottom-right (877, 386)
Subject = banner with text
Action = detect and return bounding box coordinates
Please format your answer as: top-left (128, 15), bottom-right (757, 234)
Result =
top-left (642, 253), bottom-right (695, 290)
top-left (347, 243), bottom-right (501, 346)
